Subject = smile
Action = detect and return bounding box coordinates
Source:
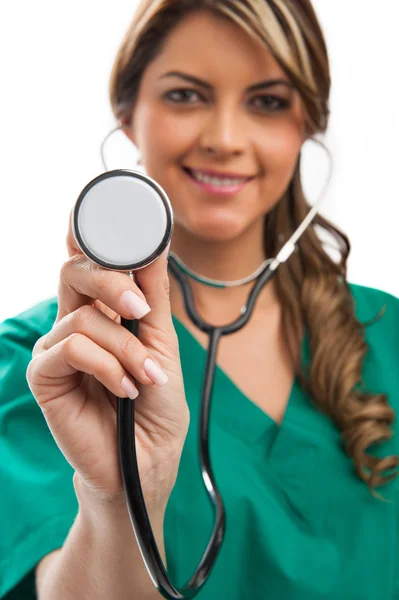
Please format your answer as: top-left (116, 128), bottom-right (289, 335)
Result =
top-left (182, 167), bottom-right (255, 196)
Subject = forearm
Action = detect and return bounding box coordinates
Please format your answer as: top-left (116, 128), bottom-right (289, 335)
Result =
top-left (39, 480), bottom-right (167, 600)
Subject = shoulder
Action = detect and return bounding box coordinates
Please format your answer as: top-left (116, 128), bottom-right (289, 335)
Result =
top-left (346, 281), bottom-right (399, 362)
top-left (345, 284), bottom-right (399, 467)
top-left (346, 281), bottom-right (399, 406)
top-left (0, 296), bottom-right (58, 346)
top-left (0, 298), bottom-right (58, 406)
top-left (347, 281), bottom-right (399, 325)
top-left (347, 282), bottom-right (399, 355)
top-left (0, 297), bottom-right (58, 400)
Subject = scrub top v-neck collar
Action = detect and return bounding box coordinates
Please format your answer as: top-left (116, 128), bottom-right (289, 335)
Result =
top-left (171, 313), bottom-right (311, 460)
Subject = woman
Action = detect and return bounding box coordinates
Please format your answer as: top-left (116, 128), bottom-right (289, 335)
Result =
top-left (1, 1), bottom-right (399, 598)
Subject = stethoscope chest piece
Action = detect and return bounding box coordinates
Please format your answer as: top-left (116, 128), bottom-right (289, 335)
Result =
top-left (72, 169), bottom-right (174, 272)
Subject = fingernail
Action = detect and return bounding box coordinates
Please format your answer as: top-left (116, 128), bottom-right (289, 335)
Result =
top-left (121, 376), bottom-right (139, 400)
top-left (144, 358), bottom-right (168, 386)
top-left (121, 290), bottom-right (151, 319)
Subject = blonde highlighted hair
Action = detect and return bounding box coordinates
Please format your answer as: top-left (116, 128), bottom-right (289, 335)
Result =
top-left (108, 0), bottom-right (398, 494)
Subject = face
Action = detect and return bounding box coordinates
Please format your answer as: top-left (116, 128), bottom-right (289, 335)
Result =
top-left (125, 10), bottom-right (306, 243)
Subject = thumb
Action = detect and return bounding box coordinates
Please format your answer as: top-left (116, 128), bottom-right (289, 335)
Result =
top-left (66, 209), bottom-right (84, 258)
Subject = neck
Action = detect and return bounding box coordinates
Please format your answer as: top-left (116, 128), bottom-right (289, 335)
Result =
top-left (168, 219), bottom-right (279, 326)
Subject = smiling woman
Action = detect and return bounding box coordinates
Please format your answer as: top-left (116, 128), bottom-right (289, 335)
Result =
top-left (110, 0), bottom-right (396, 491)
top-left (1, 1), bottom-right (399, 600)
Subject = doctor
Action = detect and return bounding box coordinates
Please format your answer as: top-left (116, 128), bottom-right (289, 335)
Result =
top-left (1, 1), bottom-right (399, 599)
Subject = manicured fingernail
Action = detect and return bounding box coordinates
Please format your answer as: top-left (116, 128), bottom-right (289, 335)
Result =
top-left (121, 376), bottom-right (139, 399)
top-left (144, 358), bottom-right (168, 386)
top-left (121, 290), bottom-right (151, 319)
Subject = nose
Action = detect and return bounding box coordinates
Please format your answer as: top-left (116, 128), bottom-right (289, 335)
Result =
top-left (198, 102), bottom-right (246, 158)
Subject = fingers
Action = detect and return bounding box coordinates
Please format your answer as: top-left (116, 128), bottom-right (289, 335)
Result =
top-left (57, 255), bottom-right (152, 323)
top-left (93, 299), bottom-right (120, 323)
top-left (27, 332), bottom-right (140, 409)
top-left (35, 304), bottom-right (168, 387)
top-left (57, 242), bottom-right (177, 348)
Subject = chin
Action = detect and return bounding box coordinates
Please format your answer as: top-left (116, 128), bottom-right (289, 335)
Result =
top-left (174, 202), bottom-right (259, 238)
top-left (189, 218), bottom-right (247, 242)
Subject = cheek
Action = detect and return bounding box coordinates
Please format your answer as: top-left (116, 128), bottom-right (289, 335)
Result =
top-left (259, 125), bottom-right (302, 186)
top-left (258, 98), bottom-right (304, 176)
top-left (137, 105), bottom-right (192, 161)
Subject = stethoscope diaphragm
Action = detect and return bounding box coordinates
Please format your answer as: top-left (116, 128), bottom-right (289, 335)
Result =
top-left (72, 169), bottom-right (173, 272)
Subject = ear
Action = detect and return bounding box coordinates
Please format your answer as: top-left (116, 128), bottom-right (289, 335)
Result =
top-left (120, 123), bottom-right (136, 146)
top-left (118, 112), bottom-right (137, 146)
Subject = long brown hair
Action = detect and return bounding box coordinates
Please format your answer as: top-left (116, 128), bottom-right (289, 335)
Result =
top-left (108, 0), bottom-right (398, 494)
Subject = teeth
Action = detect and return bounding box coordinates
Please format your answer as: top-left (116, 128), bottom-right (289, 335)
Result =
top-left (191, 170), bottom-right (246, 186)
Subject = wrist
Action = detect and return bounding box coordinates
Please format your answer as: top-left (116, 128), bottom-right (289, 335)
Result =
top-left (73, 473), bottom-right (168, 524)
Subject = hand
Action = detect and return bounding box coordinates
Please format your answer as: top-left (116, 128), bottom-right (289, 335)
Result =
top-left (27, 210), bottom-right (189, 511)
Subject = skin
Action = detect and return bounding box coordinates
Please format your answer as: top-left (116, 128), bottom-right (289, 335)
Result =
top-left (123, 9), bottom-right (307, 326)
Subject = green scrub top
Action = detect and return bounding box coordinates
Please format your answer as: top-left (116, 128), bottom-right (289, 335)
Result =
top-left (1, 282), bottom-right (399, 599)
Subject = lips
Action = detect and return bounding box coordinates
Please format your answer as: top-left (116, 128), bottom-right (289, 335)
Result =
top-left (183, 167), bottom-right (254, 181)
top-left (181, 166), bottom-right (253, 196)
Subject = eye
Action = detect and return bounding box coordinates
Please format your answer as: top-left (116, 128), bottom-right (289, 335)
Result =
top-left (251, 95), bottom-right (290, 112)
top-left (164, 88), bottom-right (204, 104)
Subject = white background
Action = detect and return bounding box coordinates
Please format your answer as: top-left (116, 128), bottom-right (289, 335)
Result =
top-left (0, 1), bottom-right (398, 323)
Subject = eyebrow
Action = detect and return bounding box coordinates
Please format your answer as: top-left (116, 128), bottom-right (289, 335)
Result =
top-left (159, 70), bottom-right (294, 92)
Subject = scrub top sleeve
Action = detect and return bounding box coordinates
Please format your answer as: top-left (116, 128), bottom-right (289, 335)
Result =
top-left (0, 303), bottom-right (79, 599)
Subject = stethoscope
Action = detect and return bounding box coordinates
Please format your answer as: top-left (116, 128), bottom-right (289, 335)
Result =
top-left (71, 124), bottom-right (333, 599)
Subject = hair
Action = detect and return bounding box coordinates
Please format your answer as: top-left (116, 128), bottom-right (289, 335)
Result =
top-left (108, 0), bottom-right (398, 495)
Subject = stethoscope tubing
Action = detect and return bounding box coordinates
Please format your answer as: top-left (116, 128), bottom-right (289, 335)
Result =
top-left (117, 257), bottom-right (278, 599)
